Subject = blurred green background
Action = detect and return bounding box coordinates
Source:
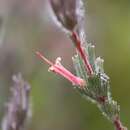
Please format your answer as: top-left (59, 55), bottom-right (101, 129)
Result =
top-left (0, 0), bottom-right (130, 130)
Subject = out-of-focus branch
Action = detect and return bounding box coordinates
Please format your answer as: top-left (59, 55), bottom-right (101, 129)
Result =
top-left (2, 74), bottom-right (32, 130)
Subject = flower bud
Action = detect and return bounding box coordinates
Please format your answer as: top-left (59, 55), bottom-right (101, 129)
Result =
top-left (50, 0), bottom-right (84, 31)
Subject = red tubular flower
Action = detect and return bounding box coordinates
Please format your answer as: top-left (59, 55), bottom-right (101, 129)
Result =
top-left (36, 51), bottom-right (85, 89)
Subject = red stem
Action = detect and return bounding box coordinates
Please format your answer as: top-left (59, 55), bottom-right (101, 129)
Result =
top-left (114, 116), bottom-right (127, 130)
top-left (71, 31), bottom-right (93, 76)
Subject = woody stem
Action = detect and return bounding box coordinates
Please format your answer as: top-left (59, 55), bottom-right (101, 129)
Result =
top-left (113, 116), bottom-right (127, 130)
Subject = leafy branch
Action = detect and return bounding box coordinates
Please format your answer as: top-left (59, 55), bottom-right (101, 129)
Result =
top-left (36, 0), bottom-right (127, 130)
